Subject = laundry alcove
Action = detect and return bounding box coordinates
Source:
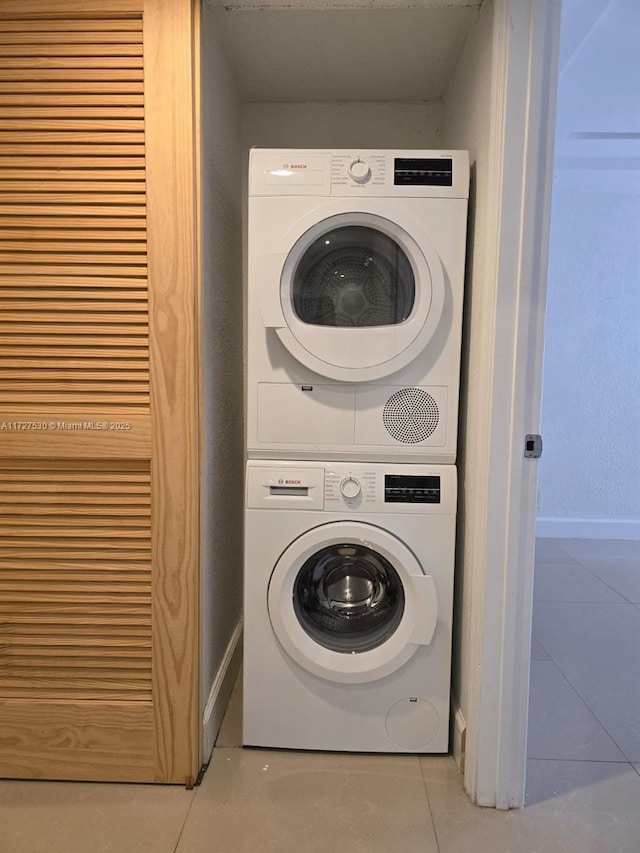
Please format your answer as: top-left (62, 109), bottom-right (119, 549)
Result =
top-left (200, 0), bottom-right (560, 808)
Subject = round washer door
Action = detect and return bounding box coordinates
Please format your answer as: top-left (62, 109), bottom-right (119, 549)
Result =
top-left (267, 521), bottom-right (438, 684)
top-left (276, 213), bottom-right (445, 382)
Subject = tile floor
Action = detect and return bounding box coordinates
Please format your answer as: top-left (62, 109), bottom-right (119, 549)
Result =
top-left (1, 538), bottom-right (639, 852)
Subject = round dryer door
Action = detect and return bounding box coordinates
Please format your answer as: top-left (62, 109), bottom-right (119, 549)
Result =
top-left (267, 521), bottom-right (438, 684)
top-left (275, 213), bottom-right (445, 382)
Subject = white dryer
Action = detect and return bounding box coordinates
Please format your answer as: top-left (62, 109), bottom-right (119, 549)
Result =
top-left (247, 148), bottom-right (469, 463)
top-left (243, 460), bottom-right (456, 753)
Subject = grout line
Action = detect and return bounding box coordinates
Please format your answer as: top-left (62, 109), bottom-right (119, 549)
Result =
top-left (533, 597), bottom-right (630, 604)
top-left (419, 759), bottom-right (442, 853)
top-left (569, 556), bottom-right (639, 607)
top-left (530, 630), bottom-right (553, 661)
top-left (530, 639), bottom-right (631, 762)
top-left (527, 756), bottom-right (631, 764)
top-left (172, 787), bottom-right (198, 853)
top-left (534, 551), bottom-right (636, 606)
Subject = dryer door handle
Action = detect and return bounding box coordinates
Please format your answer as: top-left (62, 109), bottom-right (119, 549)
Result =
top-left (409, 574), bottom-right (438, 646)
top-left (258, 253), bottom-right (287, 328)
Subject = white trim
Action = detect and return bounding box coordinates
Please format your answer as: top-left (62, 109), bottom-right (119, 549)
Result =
top-left (463, 0), bottom-right (561, 809)
top-left (452, 704), bottom-right (467, 773)
top-left (537, 518), bottom-right (640, 541)
top-left (202, 618), bottom-right (243, 761)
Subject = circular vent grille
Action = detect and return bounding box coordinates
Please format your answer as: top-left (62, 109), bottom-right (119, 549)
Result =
top-left (383, 388), bottom-right (439, 444)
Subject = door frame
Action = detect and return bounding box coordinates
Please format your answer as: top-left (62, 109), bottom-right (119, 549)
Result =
top-left (462, 0), bottom-right (561, 808)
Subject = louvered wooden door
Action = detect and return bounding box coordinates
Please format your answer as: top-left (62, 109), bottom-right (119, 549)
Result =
top-left (0, 0), bottom-right (199, 783)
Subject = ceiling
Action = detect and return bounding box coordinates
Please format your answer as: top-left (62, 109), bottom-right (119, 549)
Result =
top-left (204, 1), bottom-right (482, 103)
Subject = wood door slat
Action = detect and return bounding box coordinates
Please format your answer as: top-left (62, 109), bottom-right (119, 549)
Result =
top-left (0, 266), bottom-right (146, 278)
top-left (0, 143), bottom-right (145, 155)
top-left (0, 558), bottom-right (149, 570)
top-left (0, 31), bottom-right (143, 44)
top-left (0, 43), bottom-right (142, 57)
top-left (0, 367), bottom-right (147, 378)
top-left (0, 183), bottom-right (145, 195)
top-left (0, 95), bottom-right (144, 107)
top-left (0, 133), bottom-right (144, 145)
top-left (0, 254), bottom-right (146, 266)
top-left (0, 56), bottom-right (143, 69)
top-left (0, 216), bottom-right (145, 229)
top-left (0, 276), bottom-right (147, 289)
top-left (0, 120), bottom-right (143, 133)
top-left (0, 354), bottom-right (148, 366)
top-left (0, 204), bottom-right (145, 216)
top-left (0, 19), bottom-right (142, 33)
top-left (0, 78), bottom-right (142, 89)
top-left (1, 159), bottom-right (145, 171)
top-left (0, 323), bottom-right (147, 335)
top-left (0, 170), bottom-right (146, 181)
top-left (0, 289), bottom-right (147, 300)
top-left (0, 107), bottom-right (143, 119)
top-left (0, 69), bottom-right (144, 82)
top-left (0, 231), bottom-right (146, 243)
top-left (0, 575), bottom-right (150, 588)
top-left (0, 336), bottom-right (148, 347)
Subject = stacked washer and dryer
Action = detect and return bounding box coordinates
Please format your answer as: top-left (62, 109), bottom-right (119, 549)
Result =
top-left (244, 149), bottom-right (469, 753)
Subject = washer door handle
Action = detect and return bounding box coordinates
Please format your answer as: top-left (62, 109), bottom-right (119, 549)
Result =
top-left (409, 574), bottom-right (438, 646)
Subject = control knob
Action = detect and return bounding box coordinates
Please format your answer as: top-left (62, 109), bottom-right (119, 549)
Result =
top-left (340, 477), bottom-right (361, 499)
top-left (347, 159), bottom-right (371, 184)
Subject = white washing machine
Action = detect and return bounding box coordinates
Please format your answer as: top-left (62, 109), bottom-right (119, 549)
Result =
top-left (247, 148), bottom-right (469, 463)
top-left (243, 460), bottom-right (456, 753)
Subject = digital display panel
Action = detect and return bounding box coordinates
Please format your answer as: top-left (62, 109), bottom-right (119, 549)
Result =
top-left (384, 475), bottom-right (441, 504)
top-left (394, 158), bottom-right (453, 187)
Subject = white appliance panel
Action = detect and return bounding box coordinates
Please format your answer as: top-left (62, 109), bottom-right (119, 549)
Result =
top-left (243, 460), bottom-right (457, 753)
top-left (257, 383), bottom-right (355, 446)
top-left (247, 149), bottom-right (469, 462)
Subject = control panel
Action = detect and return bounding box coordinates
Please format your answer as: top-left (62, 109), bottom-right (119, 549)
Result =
top-left (325, 469), bottom-right (377, 510)
top-left (249, 149), bottom-right (468, 199)
top-left (328, 151), bottom-right (462, 196)
top-left (323, 466), bottom-right (445, 513)
top-left (247, 462), bottom-right (456, 515)
top-left (331, 153), bottom-right (386, 188)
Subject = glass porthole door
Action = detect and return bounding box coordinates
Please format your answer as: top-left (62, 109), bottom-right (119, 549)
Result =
top-left (267, 521), bottom-right (438, 684)
top-left (292, 225), bottom-right (416, 329)
top-left (262, 212), bottom-right (446, 382)
top-left (293, 542), bottom-right (406, 654)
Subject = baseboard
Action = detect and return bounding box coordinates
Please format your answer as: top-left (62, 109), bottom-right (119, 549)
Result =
top-left (202, 618), bottom-right (243, 762)
top-left (451, 703), bottom-right (467, 774)
top-left (536, 517), bottom-right (640, 541)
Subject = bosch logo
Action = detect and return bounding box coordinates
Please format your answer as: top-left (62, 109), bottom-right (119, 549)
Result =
top-left (285, 479), bottom-right (301, 485)
top-left (285, 163), bottom-right (307, 170)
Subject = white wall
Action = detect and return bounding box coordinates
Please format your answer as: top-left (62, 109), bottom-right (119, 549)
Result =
top-left (537, 0), bottom-right (640, 539)
top-left (200, 5), bottom-right (245, 759)
top-left (439, 0), bottom-right (495, 749)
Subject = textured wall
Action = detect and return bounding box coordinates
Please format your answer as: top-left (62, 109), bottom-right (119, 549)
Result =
top-left (241, 101), bottom-right (444, 152)
top-left (538, 0), bottom-right (640, 528)
top-left (200, 8), bottom-right (245, 719)
top-left (439, 0), bottom-right (494, 730)
top-left (538, 190), bottom-right (640, 520)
